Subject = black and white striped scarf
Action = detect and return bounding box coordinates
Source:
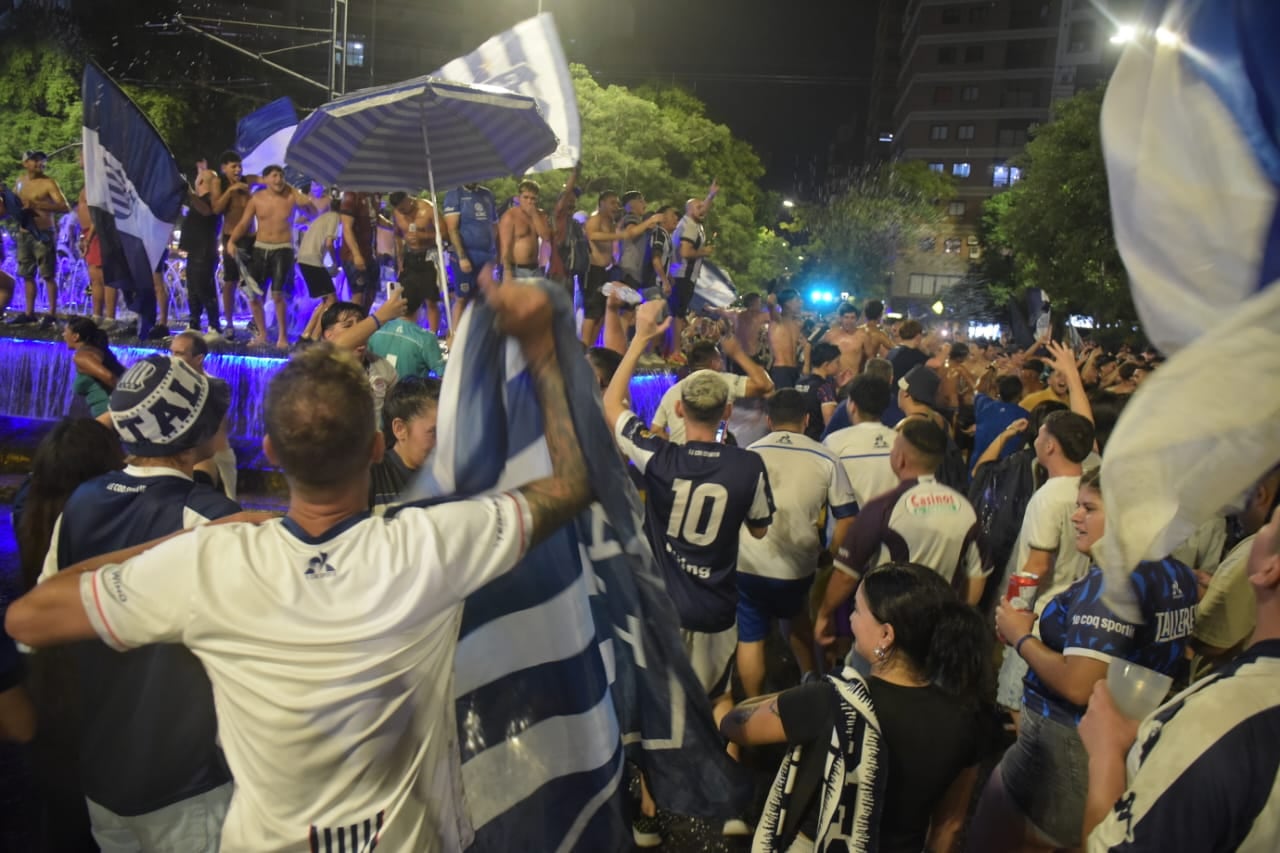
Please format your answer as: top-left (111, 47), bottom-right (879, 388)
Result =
top-left (754, 668), bottom-right (886, 853)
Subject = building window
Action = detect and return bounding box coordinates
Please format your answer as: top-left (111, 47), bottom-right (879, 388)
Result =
top-left (928, 162), bottom-right (945, 174)
top-left (961, 85), bottom-right (980, 102)
top-left (944, 237), bottom-right (964, 254)
top-left (1001, 84), bottom-right (1039, 108)
top-left (930, 124), bottom-right (949, 141)
top-left (1068, 21), bottom-right (1096, 53)
top-left (965, 45), bottom-right (985, 63)
top-left (948, 201), bottom-right (967, 216)
top-left (952, 162), bottom-right (971, 177)
top-left (1006, 39), bottom-right (1046, 69)
top-left (969, 245), bottom-right (982, 259)
top-left (938, 46), bottom-right (957, 64)
top-left (998, 127), bottom-right (1029, 147)
top-left (970, 6), bottom-right (989, 23)
top-left (918, 236), bottom-right (937, 253)
top-left (958, 124), bottom-right (976, 140)
top-left (934, 86), bottom-right (954, 104)
top-left (909, 273), bottom-right (963, 295)
top-left (943, 6), bottom-right (962, 24)
top-left (992, 164), bottom-right (1025, 187)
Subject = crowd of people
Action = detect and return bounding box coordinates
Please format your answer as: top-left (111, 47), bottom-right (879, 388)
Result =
top-left (0, 142), bottom-right (1277, 853)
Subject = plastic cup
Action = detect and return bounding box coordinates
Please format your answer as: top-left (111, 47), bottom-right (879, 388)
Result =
top-left (1106, 659), bottom-right (1174, 721)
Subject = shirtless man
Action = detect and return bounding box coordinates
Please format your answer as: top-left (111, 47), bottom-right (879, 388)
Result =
top-left (390, 191), bottom-right (443, 332)
top-left (499, 180), bottom-right (550, 282)
top-left (228, 165), bottom-right (315, 348)
top-left (583, 190), bottom-right (661, 346)
top-left (767, 288), bottom-right (805, 389)
top-left (11, 151), bottom-right (70, 327)
top-left (734, 292), bottom-right (771, 366)
top-left (857, 299), bottom-right (894, 367)
top-left (211, 150), bottom-right (257, 341)
top-left (823, 302), bottom-right (866, 384)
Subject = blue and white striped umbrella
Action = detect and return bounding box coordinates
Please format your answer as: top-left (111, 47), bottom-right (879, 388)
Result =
top-left (285, 76), bottom-right (558, 193)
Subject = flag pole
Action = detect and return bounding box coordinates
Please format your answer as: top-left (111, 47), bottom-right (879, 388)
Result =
top-left (421, 104), bottom-right (453, 334)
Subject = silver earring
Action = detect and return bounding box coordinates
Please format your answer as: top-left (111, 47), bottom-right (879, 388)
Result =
top-left (874, 646), bottom-right (886, 660)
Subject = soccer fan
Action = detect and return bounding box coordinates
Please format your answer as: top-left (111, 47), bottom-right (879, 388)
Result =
top-left (320, 297), bottom-right (404, 427)
top-left (32, 355), bottom-right (240, 849)
top-left (815, 418), bottom-right (987, 649)
top-left (736, 389), bottom-right (858, 696)
top-left (442, 183), bottom-right (498, 322)
top-left (823, 374), bottom-right (899, 512)
top-left (6, 278), bottom-right (592, 852)
top-left (650, 335), bottom-right (772, 444)
top-left (369, 377), bottom-right (440, 512)
top-left (792, 342), bottom-right (842, 440)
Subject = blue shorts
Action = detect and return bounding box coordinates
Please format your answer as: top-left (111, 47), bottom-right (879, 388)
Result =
top-left (453, 249), bottom-right (493, 297)
top-left (736, 574), bottom-right (813, 643)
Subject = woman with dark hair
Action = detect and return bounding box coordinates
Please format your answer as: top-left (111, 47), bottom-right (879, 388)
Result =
top-left (970, 466), bottom-right (1199, 852)
top-left (10, 417), bottom-right (124, 851)
top-left (369, 376), bottom-right (440, 511)
top-left (721, 563), bottom-right (994, 853)
top-left (61, 317), bottom-right (125, 419)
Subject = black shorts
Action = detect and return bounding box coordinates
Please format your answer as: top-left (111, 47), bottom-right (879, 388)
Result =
top-left (298, 263), bottom-right (336, 298)
top-left (584, 265), bottom-right (611, 321)
top-left (769, 365), bottom-right (802, 389)
top-left (221, 234), bottom-right (253, 283)
top-left (251, 245), bottom-right (296, 294)
top-left (400, 251), bottom-right (440, 306)
top-left (342, 258), bottom-right (379, 296)
top-left (185, 252), bottom-right (218, 298)
top-left (671, 277), bottom-right (696, 317)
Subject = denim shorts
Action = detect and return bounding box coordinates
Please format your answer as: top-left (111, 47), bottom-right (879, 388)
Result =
top-left (998, 707), bottom-right (1089, 847)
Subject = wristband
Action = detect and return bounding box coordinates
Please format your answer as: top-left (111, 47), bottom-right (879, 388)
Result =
top-left (370, 314), bottom-right (382, 330)
top-left (1015, 633), bottom-right (1035, 657)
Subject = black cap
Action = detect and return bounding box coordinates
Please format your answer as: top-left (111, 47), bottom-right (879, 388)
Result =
top-left (22, 150), bottom-right (48, 163)
top-left (621, 190), bottom-right (645, 205)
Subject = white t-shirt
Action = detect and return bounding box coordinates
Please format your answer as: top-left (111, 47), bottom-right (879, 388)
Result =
top-left (1002, 474), bottom-right (1091, 610)
top-left (298, 211), bottom-right (341, 267)
top-left (650, 370), bottom-right (749, 445)
top-left (79, 492), bottom-right (532, 853)
top-left (823, 420), bottom-right (899, 511)
top-left (739, 431), bottom-right (858, 581)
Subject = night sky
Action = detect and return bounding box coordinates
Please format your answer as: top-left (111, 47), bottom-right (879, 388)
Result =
top-left (78, 0), bottom-right (877, 193)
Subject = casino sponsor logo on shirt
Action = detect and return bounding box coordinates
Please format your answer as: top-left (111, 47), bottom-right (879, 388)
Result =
top-left (907, 493), bottom-right (960, 514)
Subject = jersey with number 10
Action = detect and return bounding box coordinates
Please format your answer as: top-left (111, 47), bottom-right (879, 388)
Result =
top-left (615, 413), bottom-right (774, 632)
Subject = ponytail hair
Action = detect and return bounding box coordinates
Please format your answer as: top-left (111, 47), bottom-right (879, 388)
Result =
top-left (860, 562), bottom-right (992, 704)
top-left (66, 317), bottom-right (125, 378)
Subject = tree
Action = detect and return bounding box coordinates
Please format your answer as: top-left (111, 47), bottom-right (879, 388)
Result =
top-left (484, 65), bottom-right (769, 288)
top-left (0, 41), bottom-right (83, 195)
top-left (798, 161), bottom-right (954, 301)
top-left (979, 85), bottom-right (1134, 323)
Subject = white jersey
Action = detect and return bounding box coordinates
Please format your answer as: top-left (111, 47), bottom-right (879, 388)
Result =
top-left (1001, 474), bottom-right (1091, 611)
top-left (650, 370), bottom-right (749, 445)
top-left (79, 492), bottom-right (532, 853)
top-left (739, 431), bottom-right (858, 581)
top-left (823, 421), bottom-right (899, 511)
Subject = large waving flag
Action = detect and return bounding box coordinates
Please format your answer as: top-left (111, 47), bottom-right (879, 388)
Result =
top-left (436, 12), bottom-right (580, 172)
top-left (235, 96), bottom-right (300, 179)
top-left (1096, 0), bottom-right (1280, 619)
top-left (406, 281), bottom-right (750, 850)
top-left (693, 259), bottom-right (739, 310)
top-left (81, 65), bottom-right (186, 292)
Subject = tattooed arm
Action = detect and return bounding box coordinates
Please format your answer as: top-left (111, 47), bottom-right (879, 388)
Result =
top-left (720, 692), bottom-right (787, 746)
top-left (484, 271), bottom-right (593, 546)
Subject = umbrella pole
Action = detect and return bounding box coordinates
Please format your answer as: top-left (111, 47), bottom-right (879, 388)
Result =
top-left (421, 110), bottom-right (453, 335)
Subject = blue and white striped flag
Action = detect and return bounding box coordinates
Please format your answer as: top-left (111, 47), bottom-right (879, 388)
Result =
top-left (407, 281), bottom-right (751, 851)
top-left (436, 12), bottom-right (580, 173)
top-left (81, 64), bottom-right (185, 292)
top-left (1096, 0), bottom-right (1280, 620)
top-left (235, 97), bottom-right (299, 179)
top-left (693, 260), bottom-right (739, 310)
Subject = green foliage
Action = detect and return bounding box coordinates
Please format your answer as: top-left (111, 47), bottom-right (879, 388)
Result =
top-left (0, 41), bottom-right (83, 196)
top-left (800, 162), bottom-right (954, 301)
top-left (979, 85), bottom-right (1134, 323)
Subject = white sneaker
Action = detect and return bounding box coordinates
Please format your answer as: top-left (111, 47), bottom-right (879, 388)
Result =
top-left (601, 282), bottom-right (643, 305)
top-left (632, 814), bottom-right (662, 848)
top-left (722, 818), bottom-right (753, 836)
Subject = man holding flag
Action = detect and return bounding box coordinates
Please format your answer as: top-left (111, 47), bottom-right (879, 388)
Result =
top-left (81, 65), bottom-right (186, 341)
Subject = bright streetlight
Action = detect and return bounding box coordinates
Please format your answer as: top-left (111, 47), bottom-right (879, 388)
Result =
top-left (782, 199), bottom-right (795, 208)
top-left (1155, 27), bottom-right (1181, 47)
top-left (1110, 24), bottom-right (1138, 45)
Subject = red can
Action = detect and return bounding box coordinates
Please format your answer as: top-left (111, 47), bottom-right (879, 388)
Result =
top-left (1006, 572), bottom-right (1039, 611)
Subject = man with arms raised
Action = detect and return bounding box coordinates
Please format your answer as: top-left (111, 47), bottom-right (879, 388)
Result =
top-left (767, 288), bottom-right (804, 389)
top-left (667, 184), bottom-right (719, 346)
top-left (10, 150), bottom-right (70, 328)
top-left (499, 180), bottom-right (551, 281)
top-left (389, 191), bottom-right (444, 333)
top-left (6, 277), bottom-right (592, 852)
top-left (228, 165), bottom-right (316, 349)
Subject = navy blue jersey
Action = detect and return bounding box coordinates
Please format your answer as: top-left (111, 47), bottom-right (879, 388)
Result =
top-left (614, 413), bottom-right (774, 632)
top-left (1025, 558), bottom-right (1197, 726)
top-left (53, 466), bottom-right (240, 816)
top-left (442, 185), bottom-right (497, 252)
